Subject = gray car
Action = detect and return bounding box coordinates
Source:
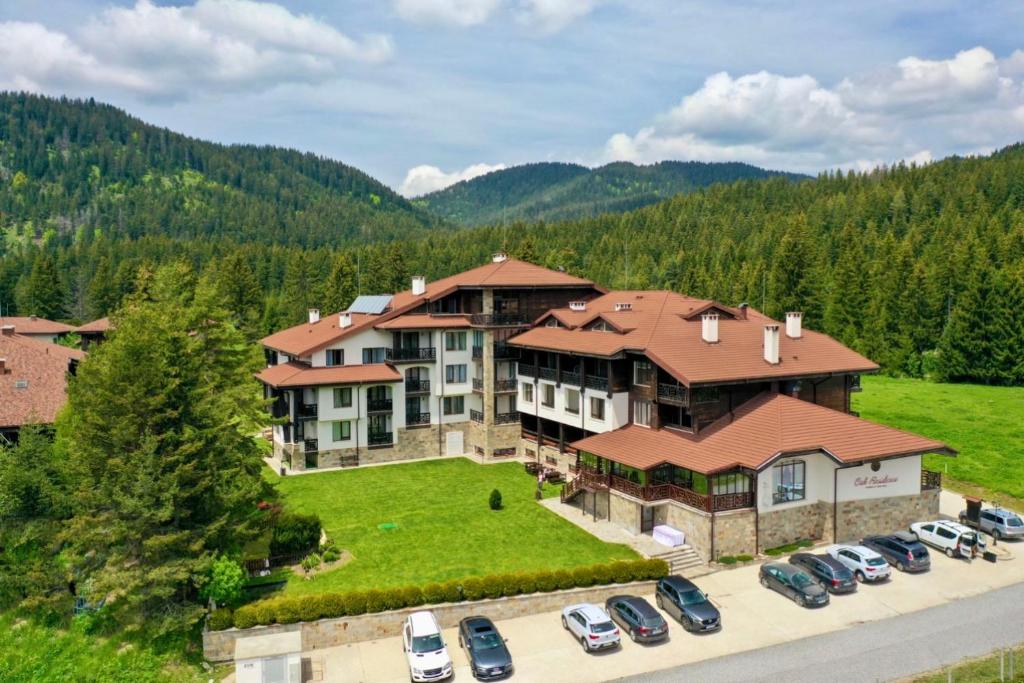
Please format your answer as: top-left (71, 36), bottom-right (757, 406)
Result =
top-left (605, 595), bottom-right (669, 643)
top-left (861, 532), bottom-right (931, 572)
top-left (760, 562), bottom-right (830, 608)
top-left (960, 507), bottom-right (1024, 541)
top-left (458, 616), bottom-right (512, 680)
top-left (655, 576), bottom-right (721, 632)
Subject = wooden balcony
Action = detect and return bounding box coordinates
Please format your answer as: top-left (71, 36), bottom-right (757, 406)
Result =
top-left (584, 374), bottom-right (609, 391)
top-left (921, 469), bottom-right (942, 491)
top-left (569, 466), bottom-right (754, 512)
top-left (470, 313), bottom-right (531, 327)
top-left (391, 347), bottom-right (436, 362)
top-left (657, 383), bottom-right (689, 406)
top-left (493, 343), bottom-right (520, 360)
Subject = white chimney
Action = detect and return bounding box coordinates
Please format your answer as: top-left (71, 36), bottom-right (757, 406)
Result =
top-left (614, 302), bottom-right (632, 312)
top-left (569, 301), bottom-right (587, 312)
top-left (786, 312), bottom-right (803, 339)
top-left (339, 312), bottom-right (352, 329)
top-left (492, 251), bottom-right (508, 263)
top-left (701, 312), bottom-right (719, 343)
top-left (764, 324), bottom-right (780, 365)
top-left (0, 325), bottom-right (14, 336)
top-left (411, 275), bottom-right (426, 296)
top-left (308, 308), bottom-right (320, 324)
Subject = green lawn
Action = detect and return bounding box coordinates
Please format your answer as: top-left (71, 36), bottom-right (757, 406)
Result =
top-left (269, 458), bottom-right (637, 595)
top-left (911, 644), bottom-right (1024, 682)
top-left (854, 376), bottom-right (1024, 508)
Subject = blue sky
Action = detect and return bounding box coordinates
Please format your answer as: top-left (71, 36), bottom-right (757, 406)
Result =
top-left (1, 1), bottom-right (1023, 195)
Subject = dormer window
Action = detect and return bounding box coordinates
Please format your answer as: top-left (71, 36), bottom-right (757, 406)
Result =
top-left (545, 318), bottom-right (560, 328)
top-left (614, 302), bottom-right (632, 312)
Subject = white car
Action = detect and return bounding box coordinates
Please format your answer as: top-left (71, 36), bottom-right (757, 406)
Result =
top-left (402, 611), bottom-right (453, 682)
top-left (561, 603), bottom-right (620, 652)
top-left (911, 520), bottom-right (987, 559)
top-left (825, 544), bottom-right (892, 583)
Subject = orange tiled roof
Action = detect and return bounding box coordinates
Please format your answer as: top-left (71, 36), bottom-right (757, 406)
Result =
top-left (375, 314), bottom-right (472, 330)
top-left (261, 258), bottom-right (597, 356)
top-left (571, 393), bottom-right (953, 475)
top-left (511, 291), bottom-right (878, 385)
top-left (76, 317), bottom-right (112, 334)
top-left (0, 316), bottom-right (75, 335)
top-left (255, 362), bottom-right (401, 388)
top-left (0, 332), bottom-right (85, 428)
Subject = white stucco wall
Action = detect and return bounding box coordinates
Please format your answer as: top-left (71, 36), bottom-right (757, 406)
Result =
top-left (517, 374), bottom-right (628, 433)
top-left (835, 456), bottom-right (921, 501)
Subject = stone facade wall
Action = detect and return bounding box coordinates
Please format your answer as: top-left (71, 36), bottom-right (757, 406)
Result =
top-left (608, 491), bottom-right (642, 534)
top-left (836, 489), bottom-right (940, 542)
top-left (575, 489), bottom-right (610, 521)
top-left (758, 501), bottom-right (830, 551)
top-left (661, 501), bottom-right (712, 561)
top-left (280, 423), bottom-right (469, 471)
top-left (203, 580), bottom-right (658, 663)
top-left (713, 509), bottom-right (757, 558)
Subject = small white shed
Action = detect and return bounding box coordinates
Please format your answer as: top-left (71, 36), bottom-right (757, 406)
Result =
top-left (234, 631), bottom-right (303, 683)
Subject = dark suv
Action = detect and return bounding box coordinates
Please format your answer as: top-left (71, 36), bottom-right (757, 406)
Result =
top-left (861, 532), bottom-right (931, 572)
top-left (605, 595), bottom-right (668, 643)
top-left (789, 553), bottom-right (857, 594)
top-left (655, 576), bottom-right (720, 633)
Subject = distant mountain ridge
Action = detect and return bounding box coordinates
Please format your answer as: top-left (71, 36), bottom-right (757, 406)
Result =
top-left (415, 160), bottom-right (809, 225)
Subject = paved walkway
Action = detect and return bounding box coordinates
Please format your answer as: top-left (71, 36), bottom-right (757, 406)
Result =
top-left (539, 497), bottom-right (672, 558)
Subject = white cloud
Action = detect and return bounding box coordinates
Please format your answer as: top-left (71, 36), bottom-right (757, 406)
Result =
top-left (518, 0), bottom-right (597, 33)
top-left (0, 0), bottom-right (392, 100)
top-left (604, 47), bottom-right (1024, 173)
top-left (392, 0), bottom-right (595, 31)
top-left (399, 162), bottom-right (507, 196)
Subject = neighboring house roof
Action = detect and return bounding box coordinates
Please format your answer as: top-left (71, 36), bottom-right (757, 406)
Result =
top-left (374, 314), bottom-right (472, 330)
top-left (76, 317), bottom-right (112, 334)
top-left (571, 392), bottom-right (953, 475)
top-left (261, 257), bottom-right (598, 357)
top-left (255, 362), bottom-right (401, 388)
top-left (0, 316), bottom-right (75, 335)
top-left (0, 331), bottom-right (85, 429)
top-left (511, 291), bottom-right (878, 386)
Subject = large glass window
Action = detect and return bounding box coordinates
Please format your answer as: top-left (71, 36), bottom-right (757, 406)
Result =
top-left (590, 397), bottom-right (605, 420)
top-left (633, 360), bottom-right (654, 386)
top-left (333, 387), bottom-right (352, 408)
top-left (362, 347), bottom-right (388, 363)
top-left (522, 383), bottom-right (534, 403)
top-left (772, 460), bottom-right (806, 504)
top-left (633, 400), bottom-right (651, 427)
top-left (445, 364), bottom-right (467, 384)
top-left (714, 472), bottom-right (751, 495)
top-left (331, 420), bottom-right (351, 442)
top-left (326, 349), bottom-right (344, 366)
top-left (443, 396), bottom-right (464, 415)
top-left (445, 331), bottom-right (467, 351)
top-left (541, 383), bottom-right (555, 408)
top-left (566, 388), bottom-right (580, 415)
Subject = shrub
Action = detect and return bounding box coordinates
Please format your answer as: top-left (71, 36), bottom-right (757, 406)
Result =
top-left (321, 593), bottom-right (348, 619)
top-left (489, 489), bottom-right (502, 510)
top-left (571, 566), bottom-right (595, 587)
top-left (200, 555), bottom-right (246, 608)
top-left (610, 562), bottom-right (633, 584)
top-left (252, 600), bottom-right (275, 625)
top-left (298, 595), bottom-right (324, 622)
top-left (270, 512), bottom-right (322, 556)
top-left (364, 590), bottom-right (387, 613)
top-left (208, 608), bottom-right (234, 631)
top-left (422, 583), bottom-right (446, 604)
top-left (765, 547), bottom-right (784, 556)
top-left (322, 548), bottom-right (341, 563)
top-left (233, 605), bottom-right (259, 630)
top-left (461, 577), bottom-right (485, 601)
top-left (273, 598), bottom-right (303, 624)
top-left (515, 572), bottom-right (538, 595)
top-left (736, 554), bottom-right (754, 563)
top-left (439, 581), bottom-right (463, 603)
top-left (399, 586), bottom-right (424, 609)
top-left (718, 555), bottom-right (738, 565)
top-left (643, 559), bottom-right (670, 579)
top-left (300, 553), bottom-right (322, 574)
top-left (591, 564), bottom-right (614, 585)
top-left (534, 571), bottom-right (557, 592)
top-left (796, 539), bottom-right (813, 549)
top-left (553, 569), bottom-right (575, 590)
top-left (479, 575), bottom-right (504, 600)
top-left (343, 592), bottom-right (368, 616)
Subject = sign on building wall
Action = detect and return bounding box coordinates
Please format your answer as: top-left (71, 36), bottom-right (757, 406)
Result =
top-left (836, 456), bottom-right (920, 501)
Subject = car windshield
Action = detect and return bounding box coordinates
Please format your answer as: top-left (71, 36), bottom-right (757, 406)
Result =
top-left (679, 589), bottom-right (707, 605)
top-left (471, 633), bottom-right (502, 650)
top-left (866, 557), bottom-right (887, 566)
top-left (1007, 516), bottom-right (1023, 528)
top-left (834, 568), bottom-right (854, 580)
top-left (591, 621), bottom-right (616, 633)
top-left (411, 634), bottom-right (444, 653)
top-left (790, 573), bottom-right (813, 588)
top-left (912, 547), bottom-right (929, 558)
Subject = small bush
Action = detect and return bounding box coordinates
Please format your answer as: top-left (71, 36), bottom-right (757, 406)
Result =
top-left (252, 600), bottom-right (275, 625)
top-left (534, 571), bottom-right (557, 592)
top-left (644, 559), bottom-right (670, 579)
top-left (571, 566), bottom-right (595, 587)
top-left (515, 572), bottom-right (538, 595)
top-left (461, 577), bottom-right (485, 601)
top-left (736, 554), bottom-right (755, 563)
top-left (270, 512), bottom-right (322, 556)
top-left (553, 569), bottom-right (575, 590)
top-left (399, 586), bottom-right (424, 609)
top-left (591, 564), bottom-right (614, 585)
top-left (422, 583), bottom-right (446, 604)
top-left (298, 595), bottom-right (324, 622)
top-left (200, 556), bottom-right (246, 608)
top-left (321, 593), bottom-right (348, 618)
top-left (489, 489), bottom-right (502, 510)
top-left (301, 553), bottom-right (322, 575)
top-left (343, 592), bottom-right (368, 616)
top-left (233, 605), bottom-right (259, 630)
top-left (439, 581), bottom-right (463, 603)
top-left (610, 562), bottom-right (633, 584)
top-left (364, 589), bottom-right (387, 613)
top-left (322, 548), bottom-right (341, 563)
top-left (765, 547), bottom-right (784, 556)
top-left (796, 539), bottom-right (813, 549)
top-left (273, 598), bottom-right (303, 624)
top-left (718, 555), bottom-right (738, 565)
top-left (208, 608), bottom-right (234, 631)
top-left (480, 575), bottom-right (505, 600)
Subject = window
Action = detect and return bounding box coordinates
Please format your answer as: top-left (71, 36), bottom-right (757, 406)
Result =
top-left (772, 460), bottom-right (806, 504)
top-left (590, 396), bottom-right (605, 421)
top-left (714, 472), bottom-right (751, 495)
top-left (633, 399), bottom-right (651, 427)
top-left (443, 396), bottom-right (464, 415)
top-left (566, 388), bottom-right (580, 415)
top-left (362, 347), bottom-right (388, 363)
top-left (545, 318), bottom-right (560, 327)
top-left (445, 364), bottom-right (467, 384)
top-left (333, 387), bottom-right (352, 408)
top-left (445, 331), bottom-right (467, 351)
top-left (326, 349), bottom-right (344, 366)
top-left (331, 420), bottom-right (351, 442)
top-left (633, 359), bottom-right (654, 386)
top-left (541, 383), bottom-right (555, 408)
top-left (522, 383), bottom-right (534, 403)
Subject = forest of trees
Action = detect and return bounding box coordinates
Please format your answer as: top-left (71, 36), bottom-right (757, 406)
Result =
top-left (416, 160), bottom-right (807, 225)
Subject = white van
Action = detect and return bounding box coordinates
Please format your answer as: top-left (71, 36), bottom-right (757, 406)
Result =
top-left (402, 611), bottom-right (453, 682)
top-left (910, 520), bottom-right (987, 559)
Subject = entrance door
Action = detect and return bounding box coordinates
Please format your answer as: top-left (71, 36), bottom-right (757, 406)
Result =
top-left (305, 448), bottom-right (318, 469)
top-left (446, 430), bottom-right (464, 456)
top-left (641, 506), bottom-right (655, 533)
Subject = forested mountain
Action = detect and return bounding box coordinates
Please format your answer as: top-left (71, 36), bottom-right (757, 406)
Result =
top-left (415, 160), bottom-right (808, 225)
top-left (0, 93), bottom-right (441, 247)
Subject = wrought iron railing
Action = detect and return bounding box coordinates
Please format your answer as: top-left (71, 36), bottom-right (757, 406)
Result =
top-left (495, 411), bottom-right (519, 425)
top-left (391, 347), bottom-right (436, 362)
top-left (472, 345), bottom-right (484, 359)
top-left (470, 409), bottom-right (484, 423)
top-left (367, 398), bottom-right (393, 412)
top-left (303, 438), bottom-right (318, 453)
top-left (406, 412), bottom-right (430, 427)
top-left (472, 378), bottom-right (484, 391)
top-left (495, 378), bottom-right (518, 392)
top-left (296, 403), bottom-right (318, 418)
top-left (405, 379), bottom-right (430, 393)
top-left (368, 431), bottom-right (393, 446)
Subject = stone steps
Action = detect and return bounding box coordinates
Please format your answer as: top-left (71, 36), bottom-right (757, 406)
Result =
top-left (651, 545), bottom-right (706, 575)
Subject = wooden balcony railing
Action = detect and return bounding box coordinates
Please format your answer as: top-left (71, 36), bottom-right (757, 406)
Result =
top-left (406, 412), bottom-right (430, 427)
top-left (521, 428), bottom-right (538, 443)
top-left (405, 379), bottom-right (430, 393)
top-left (538, 367), bottom-right (557, 382)
top-left (657, 383), bottom-right (689, 406)
top-left (519, 364), bottom-right (538, 379)
top-left (391, 347), bottom-right (436, 362)
top-left (921, 469), bottom-right (942, 491)
top-left (367, 398), bottom-right (393, 413)
top-left (493, 343), bottom-right (520, 360)
top-left (561, 370), bottom-right (582, 387)
top-left (470, 313), bottom-right (531, 327)
top-left (584, 374), bottom-right (609, 391)
top-left (495, 411), bottom-right (519, 425)
top-left (569, 466), bottom-right (754, 512)
top-left (470, 409), bottom-right (484, 423)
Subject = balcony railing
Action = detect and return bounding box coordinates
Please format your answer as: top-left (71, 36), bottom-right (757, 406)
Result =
top-left (368, 431), bottom-right (393, 446)
top-left (406, 412), bottom-right (431, 427)
top-left (470, 409), bottom-right (484, 423)
top-left (584, 374), bottom-right (609, 391)
top-left (495, 378), bottom-right (517, 393)
top-left (303, 438), bottom-right (318, 453)
top-left (521, 427), bottom-right (538, 443)
top-left (405, 379), bottom-right (430, 393)
top-left (472, 345), bottom-right (484, 359)
top-left (391, 347), bottom-right (436, 362)
top-left (538, 367), bottom-right (557, 382)
top-left (657, 383), bottom-right (689, 406)
top-left (560, 370), bottom-right (581, 387)
top-left (296, 403), bottom-right (318, 419)
top-left (570, 466), bottom-right (754, 512)
top-left (472, 378), bottom-right (484, 392)
top-left (367, 398), bottom-right (393, 413)
top-left (519, 364), bottom-right (538, 379)
top-left (921, 469), bottom-right (942, 491)
top-left (493, 343), bottom-right (520, 360)
top-left (495, 411), bottom-right (519, 425)
top-left (470, 313), bottom-right (531, 327)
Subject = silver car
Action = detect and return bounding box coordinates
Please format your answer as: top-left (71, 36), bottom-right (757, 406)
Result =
top-left (960, 507), bottom-right (1024, 541)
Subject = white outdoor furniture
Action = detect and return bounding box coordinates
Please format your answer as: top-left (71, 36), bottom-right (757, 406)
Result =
top-left (653, 524), bottom-right (685, 547)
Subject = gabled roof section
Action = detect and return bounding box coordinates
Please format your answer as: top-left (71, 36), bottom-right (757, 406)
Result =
top-left (572, 393), bottom-right (953, 475)
top-left (509, 290), bottom-right (878, 385)
top-left (261, 312), bottom-right (380, 357)
top-left (0, 332), bottom-right (85, 428)
top-left (255, 362), bottom-right (401, 388)
top-left (76, 317), bottom-right (112, 334)
top-left (375, 314), bottom-right (471, 330)
top-left (0, 316), bottom-right (75, 335)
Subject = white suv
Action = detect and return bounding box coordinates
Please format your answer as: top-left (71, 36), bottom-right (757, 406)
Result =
top-left (402, 611), bottom-right (453, 682)
top-left (561, 603), bottom-right (620, 652)
top-left (825, 544), bottom-right (892, 583)
top-left (911, 520), bottom-right (987, 559)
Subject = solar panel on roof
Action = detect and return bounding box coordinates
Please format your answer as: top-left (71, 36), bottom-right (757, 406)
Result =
top-left (347, 295), bottom-right (393, 314)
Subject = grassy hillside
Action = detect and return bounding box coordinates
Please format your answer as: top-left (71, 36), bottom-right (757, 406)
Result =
top-left (854, 376), bottom-right (1024, 508)
top-left (416, 159), bottom-right (808, 225)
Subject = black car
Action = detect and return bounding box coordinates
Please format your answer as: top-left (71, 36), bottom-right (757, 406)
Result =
top-left (760, 562), bottom-right (830, 607)
top-left (655, 575), bottom-right (721, 632)
top-left (861, 532), bottom-right (931, 572)
top-left (789, 553), bottom-right (858, 594)
top-left (458, 616), bottom-right (513, 680)
top-left (605, 595), bottom-right (669, 643)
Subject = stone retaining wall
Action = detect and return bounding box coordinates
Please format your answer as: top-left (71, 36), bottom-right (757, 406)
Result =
top-left (757, 501), bottom-right (830, 551)
top-left (203, 580), bottom-right (657, 663)
top-left (713, 509), bottom-right (757, 558)
top-left (836, 489), bottom-right (940, 541)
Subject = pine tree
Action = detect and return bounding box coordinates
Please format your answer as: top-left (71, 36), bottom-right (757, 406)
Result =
top-left (85, 256), bottom-right (118, 319)
top-left (766, 217), bottom-right (822, 323)
top-left (320, 253), bottom-right (358, 314)
top-left (211, 252), bottom-right (262, 336)
top-left (15, 254), bottom-right (66, 319)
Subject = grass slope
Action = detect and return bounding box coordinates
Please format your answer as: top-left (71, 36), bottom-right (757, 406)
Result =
top-left (854, 376), bottom-right (1024, 508)
top-left (271, 458), bottom-right (637, 595)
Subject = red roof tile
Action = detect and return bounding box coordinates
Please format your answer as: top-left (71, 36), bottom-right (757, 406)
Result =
top-left (76, 317), bottom-right (112, 334)
top-left (255, 362), bottom-right (401, 388)
top-left (0, 332), bottom-right (85, 428)
top-left (572, 393), bottom-right (952, 474)
top-left (375, 314), bottom-right (472, 330)
top-left (0, 316), bottom-right (75, 335)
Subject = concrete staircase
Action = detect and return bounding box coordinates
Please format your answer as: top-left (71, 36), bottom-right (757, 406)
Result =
top-left (651, 545), bottom-right (706, 575)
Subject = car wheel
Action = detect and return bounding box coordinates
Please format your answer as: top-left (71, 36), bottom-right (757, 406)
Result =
top-left (896, 561), bottom-right (906, 572)
top-left (580, 636), bottom-right (589, 652)
top-left (760, 575), bottom-right (769, 588)
top-left (795, 594), bottom-right (805, 607)
top-left (561, 615), bottom-right (568, 630)
top-left (855, 570), bottom-right (865, 583)
top-left (629, 628), bottom-right (638, 642)
top-left (945, 547), bottom-right (955, 558)
top-left (993, 529), bottom-right (1002, 541)
top-left (656, 594), bottom-right (664, 609)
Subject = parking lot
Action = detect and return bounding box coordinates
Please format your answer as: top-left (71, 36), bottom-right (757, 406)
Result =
top-left (305, 536), bottom-right (1021, 682)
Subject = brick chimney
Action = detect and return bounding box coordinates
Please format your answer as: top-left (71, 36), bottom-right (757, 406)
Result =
top-left (0, 358), bottom-right (8, 375)
top-left (569, 301), bottom-right (587, 311)
top-left (492, 251), bottom-right (508, 263)
top-left (737, 303), bottom-right (749, 320)
top-left (411, 275), bottom-right (426, 296)
top-left (339, 312), bottom-right (352, 328)
top-left (0, 324), bottom-right (14, 336)
top-left (763, 324), bottom-right (780, 365)
top-left (701, 312), bottom-right (719, 343)
top-left (786, 312), bottom-right (803, 339)
top-left (308, 308), bottom-right (320, 324)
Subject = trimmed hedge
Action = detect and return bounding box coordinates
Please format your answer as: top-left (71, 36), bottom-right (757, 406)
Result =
top-left (223, 559), bottom-right (668, 630)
